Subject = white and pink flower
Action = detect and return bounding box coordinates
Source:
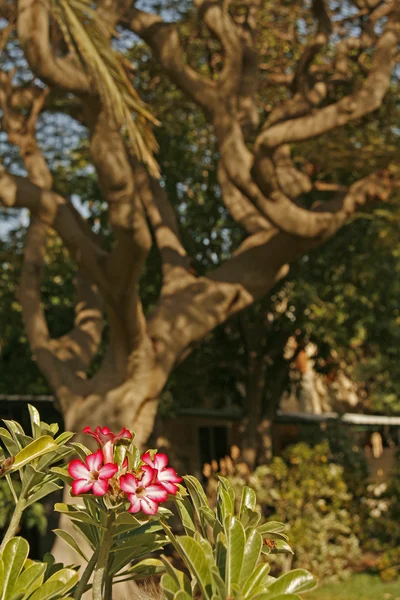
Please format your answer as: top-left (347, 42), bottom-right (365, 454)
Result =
top-left (142, 451), bottom-right (182, 495)
top-left (83, 426), bottom-right (132, 463)
top-left (120, 466), bottom-right (168, 515)
top-left (68, 449), bottom-right (118, 496)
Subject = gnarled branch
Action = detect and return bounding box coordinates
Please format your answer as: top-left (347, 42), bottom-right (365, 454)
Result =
top-left (17, 0), bottom-right (90, 93)
top-left (125, 8), bottom-right (217, 111)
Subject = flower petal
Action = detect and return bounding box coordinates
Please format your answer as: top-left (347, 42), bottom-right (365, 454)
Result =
top-left (158, 468), bottom-right (182, 484)
top-left (102, 441), bottom-right (114, 464)
top-left (141, 465), bottom-right (156, 487)
top-left (114, 428), bottom-right (132, 441)
top-left (145, 485), bottom-right (168, 502)
top-left (98, 463), bottom-right (118, 480)
top-left (68, 459), bottom-right (90, 480)
top-left (140, 497), bottom-right (158, 515)
top-left (120, 473), bottom-right (138, 494)
top-left (86, 450), bottom-right (104, 472)
top-left (72, 479), bottom-right (93, 495)
top-left (141, 452), bottom-right (154, 468)
top-left (159, 481), bottom-right (179, 495)
top-left (92, 479), bottom-right (109, 496)
top-left (153, 453), bottom-right (168, 471)
top-left (127, 495), bottom-right (142, 513)
top-left (83, 426), bottom-right (94, 435)
top-left (96, 426), bottom-right (114, 443)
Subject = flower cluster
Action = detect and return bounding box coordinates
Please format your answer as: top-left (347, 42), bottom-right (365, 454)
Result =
top-left (68, 426), bottom-right (182, 515)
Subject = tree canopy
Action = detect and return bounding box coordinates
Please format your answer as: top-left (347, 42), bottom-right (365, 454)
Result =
top-left (0, 0), bottom-right (399, 446)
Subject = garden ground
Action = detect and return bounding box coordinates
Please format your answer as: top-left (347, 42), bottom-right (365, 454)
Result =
top-left (308, 574), bottom-right (400, 600)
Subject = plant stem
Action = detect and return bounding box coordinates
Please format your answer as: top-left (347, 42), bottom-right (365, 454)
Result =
top-left (74, 546), bottom-right (100, 600)
top-left (104, 573), bottom-right (113, 600)
top-left (92, 513), bottom-right (115, 600)
top-left (0, 496), bottom-right (27, 552)
top-left (5, 474), bottom-right (18, 504)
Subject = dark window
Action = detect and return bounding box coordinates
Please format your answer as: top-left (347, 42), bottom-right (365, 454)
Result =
top-left (198, 426), bottom-right (228, 467)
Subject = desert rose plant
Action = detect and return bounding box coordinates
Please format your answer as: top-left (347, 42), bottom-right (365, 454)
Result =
top-left (0, 407), bottom-right (317, 599)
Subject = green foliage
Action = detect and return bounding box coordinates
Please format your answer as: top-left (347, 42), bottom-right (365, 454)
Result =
top-left (377, 547), bottom-right (400, 583)
top-left (206, 442), bottom-right (361, 583)
top-left (0, 409), bottom-right (318, 599)
top-left (0, 478), bottom-right (47, 536)
top-left (358, 455), bottom-right (400, 557)
top-left (0, 406), bottom-right (72, 512)
top-left (164, 475), bottom-right (317, 599)
top-left (0, 536), bottom-right (78, 600)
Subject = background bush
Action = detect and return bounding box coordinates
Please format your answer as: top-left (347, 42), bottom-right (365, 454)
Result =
top-left (206, 441), bottom-right (361, 582)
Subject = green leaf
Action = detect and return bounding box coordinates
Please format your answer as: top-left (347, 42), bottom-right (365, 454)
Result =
top-left (8, 563), bottom-right (46, 600)
top-left (37, 446), bottom-right (72, 472)
top-left (114, 513), bottom-right (141, 526)
top-left (70, 443), bottom-right (90, 460)
top-left (242, 563), bottom-right (272, 598)
top-left (54, 432), bottom-right (74, 446)
top-left (53, 530), bottom-right (88, 561)
top-left (239, 487), bottom-right (256, 516)
top-left (114, 444), bottom-right (127, 472)
top-left (215, 531), bottom-right (227, 579)
top-left (267, 570), bottom-right (317, 596)
top-left (199, 506), bottom-right (216, 527)
top-left (261, 532), bottom-right (288, 542)
top-left (0, 558), bottom-right (4, 600)
top-left (239, 529), bottom-right (262, 586)
top-left (159, 556), bottom-right (191, 597)
top-left (9, 437), bottom-right (58, 473)
top-left (2, 538), bottom-right (29, 600)
top-left (175, 497), bottom-right (196, 536)
top-left (49, 467), bottom-right (71, 485)
top-left (3, 421), bottom-right (25, 440)
top-left (173, 592), bottom-right (192, 600)
top-left (225, 517), bottom-right (245, 595)
top-left (0, 429), bottom-right (20, 456)
top-left (27, 406), bottom-right (41, 439)
top-left (26, 483), bottom-right (62, 507)
top-left (161, 574), bottom-right (179, 600)
top-left (183, 476), bottom-right (209, 535)
top-left (257, 522), bottom-right (286, 535)
top-left (218, 486), bottom-right (234, 523)
top-left (28, 568), bottom-right (79, 600)
top-left (270, 540), bottom-right (294, 555)
top-left (54, 504), bottom-right (105, 528)
top-left (115, 558), bottom-right (165, 581)
top-left (110, 534), bottom-right (160, 554)
top-left (110, 545), bottom-right (166, 577)
top-left (176, 536), bottom-right (213, 600)
top-left (241, 508), bottom-right (261, 530)
top-left (218, 476), bottom-right (235, 506)
top-left (211, 566), bottom-right (227, 600)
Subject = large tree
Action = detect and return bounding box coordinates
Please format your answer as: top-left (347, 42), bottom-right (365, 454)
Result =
top-left (0, 0), bottom-right (399, 449)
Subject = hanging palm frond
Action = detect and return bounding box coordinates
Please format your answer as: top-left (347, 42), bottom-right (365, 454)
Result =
top-left (49, 0), bottom-right (160, 177)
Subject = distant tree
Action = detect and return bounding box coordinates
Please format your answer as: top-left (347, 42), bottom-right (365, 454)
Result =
top-left (0, 0), bottom-right (399, 452)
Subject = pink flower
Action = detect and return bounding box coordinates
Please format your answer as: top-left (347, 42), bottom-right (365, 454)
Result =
top-left (120, 466), bottom-right (168, 515)
top-left (142, 452), bottom-right (182, 495)
top-left (68, 450), bottom-right (118, 496)
top-left (83, 426), bottom-right (132, 463)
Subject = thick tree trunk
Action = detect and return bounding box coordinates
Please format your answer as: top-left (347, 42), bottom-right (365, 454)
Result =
top-left (52, 380), bottom-right (159, 599)
top-left (241, 354), bottom-right (266, 469)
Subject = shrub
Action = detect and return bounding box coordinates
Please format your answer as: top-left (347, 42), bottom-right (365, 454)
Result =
top-left (205, 441), bottom-right (361, 582)
top-left (377, 547), bottom-right (400, 582)
top-left (0, 406), bottom-right (317, 599)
